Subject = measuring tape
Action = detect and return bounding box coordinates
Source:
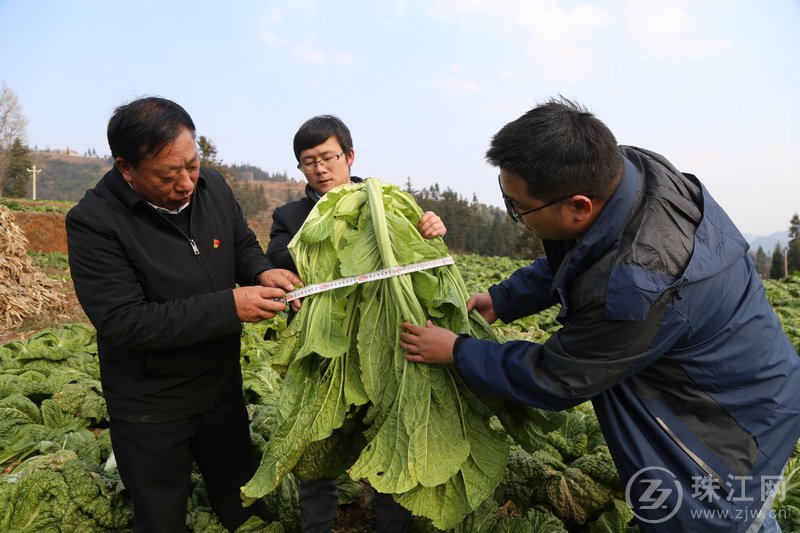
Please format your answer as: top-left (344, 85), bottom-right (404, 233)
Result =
top-left (283, 256), bottom-right (455, 302)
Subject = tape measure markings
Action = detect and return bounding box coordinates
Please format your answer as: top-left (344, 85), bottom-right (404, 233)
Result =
top-left (284, 256), bottom-right (454, 302)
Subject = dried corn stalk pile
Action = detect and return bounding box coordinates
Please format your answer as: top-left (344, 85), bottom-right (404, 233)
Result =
top-left (0, 205), bottom-right (66, 330)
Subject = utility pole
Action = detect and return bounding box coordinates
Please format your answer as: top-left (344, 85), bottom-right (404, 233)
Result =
top-left (785, 246), bottom-right (789, 278)
top-left (26, 165), bottom-right (41, 200)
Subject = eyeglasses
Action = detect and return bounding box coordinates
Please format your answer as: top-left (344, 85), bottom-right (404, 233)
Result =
top-left (498, 175), bottom-right (575, 223)
top-left (297, 152), bottom-right (345, 171)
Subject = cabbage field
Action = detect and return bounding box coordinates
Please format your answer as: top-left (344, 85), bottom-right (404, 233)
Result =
top-left (2, 254), bottom-right (799, 532)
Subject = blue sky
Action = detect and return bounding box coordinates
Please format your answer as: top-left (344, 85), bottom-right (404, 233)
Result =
top-left (1, 0), bottom-right (798, 236)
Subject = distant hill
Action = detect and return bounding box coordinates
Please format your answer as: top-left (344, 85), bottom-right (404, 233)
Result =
top-left (31, 151), bottom-right (112, 202)
top-left (228, 163), bottom-right (291, 182)
top-left (748, 231), bottom-right (789, 254)
top-left (19, 151), bottom-right (532, 258)
top-left (24, 150), bottom-right (305, 243)
top-left (28, 151), bottom-right (297, 201)
top-left (241, 180), bottom-right (306, 242)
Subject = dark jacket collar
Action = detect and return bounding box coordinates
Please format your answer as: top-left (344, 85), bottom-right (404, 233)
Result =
top-left (550, 155), bottom-right (640, 294)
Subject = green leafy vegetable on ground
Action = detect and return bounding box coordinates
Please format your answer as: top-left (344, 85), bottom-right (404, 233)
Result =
top-left (0, 450), bottom-right (133, 531)
top-left (2, 255), bottom-right (799, 531)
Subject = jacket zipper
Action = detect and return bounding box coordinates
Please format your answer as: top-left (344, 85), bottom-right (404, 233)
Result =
top-left (186, 200), bottom-right (215, 291)
top-left (655, 416), bottom-right (733, 498)
top-left (184, 202), bottom-right (240, 336)
top-left (187, 236), bottom-right (214, 290)
top-left (150, 202), bottom-right (215, 290)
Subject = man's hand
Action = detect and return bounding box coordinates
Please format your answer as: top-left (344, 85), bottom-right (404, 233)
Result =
top-left (233, 286), bottom-right (289, 322)
top-left (257, 268), bottom-right (303, 312)
top-left (467, 293), bottom-right (497, 324)
top-left (257, 268), bottom-right (301, 291)
top-left (418, 211), bottom-right (447, 239)
top-left (400, 320), bottom-right (458, 364)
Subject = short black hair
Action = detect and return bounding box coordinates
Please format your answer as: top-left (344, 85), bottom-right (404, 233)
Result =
top-left (293, 115), bottom-right (353, 161)
top-left (107, 96), bottom-right (196, 168)
top-left (485, 96), bottom-right (622, 201)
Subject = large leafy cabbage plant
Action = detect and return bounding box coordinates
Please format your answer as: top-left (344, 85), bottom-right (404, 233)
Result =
top-left (242, 178), bottom-right (559, 528)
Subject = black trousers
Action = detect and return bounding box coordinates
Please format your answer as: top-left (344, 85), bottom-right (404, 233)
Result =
top-left (110, 394), bottom-right (269, 532)
top-left (300, 477), bottom-right (411, 533)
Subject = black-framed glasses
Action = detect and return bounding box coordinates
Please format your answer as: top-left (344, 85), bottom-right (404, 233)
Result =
top-left (297, 152), bottom-right (345, 171)
top-left (498, 175), bottom-right (575, 223)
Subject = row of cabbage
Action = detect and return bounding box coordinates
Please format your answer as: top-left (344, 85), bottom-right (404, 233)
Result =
top-left (1, 259), bottom-right (798, 531)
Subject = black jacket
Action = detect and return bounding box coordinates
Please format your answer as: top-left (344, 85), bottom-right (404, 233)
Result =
top-left (66, 167), bottom-right (272, 422)
top-left (267, 177), bottom-right (363, 274)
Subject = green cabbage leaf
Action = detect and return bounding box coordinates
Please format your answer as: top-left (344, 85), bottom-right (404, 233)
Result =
top-left (243, 179), bottom-right (559, 528)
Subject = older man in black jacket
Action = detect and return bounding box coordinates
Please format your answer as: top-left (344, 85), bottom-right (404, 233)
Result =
top-left (66, 97), bottom-right (300, 532)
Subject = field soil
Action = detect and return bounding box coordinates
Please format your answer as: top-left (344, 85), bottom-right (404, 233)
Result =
top-left (11, 211), bottom-right (69, 253)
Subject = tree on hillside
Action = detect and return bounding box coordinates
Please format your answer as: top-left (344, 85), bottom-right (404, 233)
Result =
top-left (408, 180), bottom-right (539, 258)
top-left (229, 164), bottom-right (290, 182)
top-left (787, 213), bottom-right (800, 274)
top-left (404, 177), bottom-right (417, 197)
top-left (516, 224), bottom-right (545, 259)
top-left (787, 240), bottom-right (800, 275)
top-left (789, 213), bottom-right (800, 240)
top-left (197, 135), bottom-right (228, 177)
top-left (198, 135), bottom-right (218, 163)
top-left (2, 138), bottom-right (32, 198)
top-left (770, 243), bottom-right (786, 280)
top-left (752, 246), bottom-right (771, 279)
top-left (0, 83), bottom-right (29, 195)
top-left (228, 180), bottom-right (266, 218)
top-left (478, 212), bottom-right (504, 257)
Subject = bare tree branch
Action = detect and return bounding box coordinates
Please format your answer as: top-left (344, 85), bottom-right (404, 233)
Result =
top-left (0, 83), bottom-right (29, 195)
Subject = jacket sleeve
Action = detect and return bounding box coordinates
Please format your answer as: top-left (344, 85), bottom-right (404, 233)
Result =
top-left (488, 258), bottom-right (559, 323)
top-left (454, 291), bottom-right (688, 410)
top-left (266, 206), bottom-right (298, 273)
top-left (66, 207), bottom-right (243, 353)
